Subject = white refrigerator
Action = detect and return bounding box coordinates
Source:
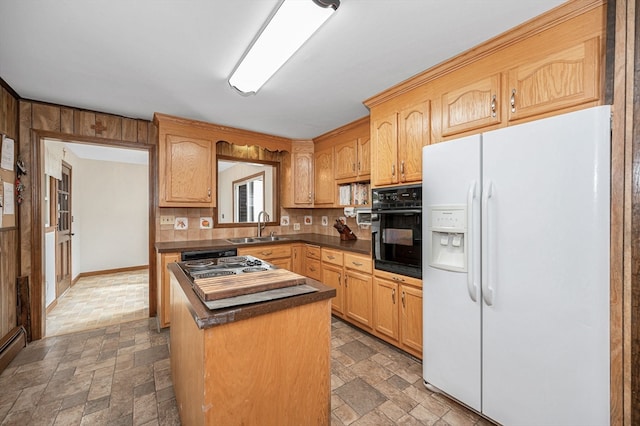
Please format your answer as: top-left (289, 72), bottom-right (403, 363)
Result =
top-left (422, 106), bottom-right (610, 426)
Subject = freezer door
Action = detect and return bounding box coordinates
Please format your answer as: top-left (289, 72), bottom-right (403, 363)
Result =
top-left (481, 106), bottom-right (610, 425)
top-left (422, 135), bottom-right (482, 411)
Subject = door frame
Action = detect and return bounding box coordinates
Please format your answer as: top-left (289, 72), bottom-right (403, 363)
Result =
top-left (30, 129), bottom-right (157, 339)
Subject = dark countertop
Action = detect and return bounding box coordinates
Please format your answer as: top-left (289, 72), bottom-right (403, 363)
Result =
top-left (155, 233), bottom-right (372, 255)
top-left (168, 262), bottom-right (336, 329)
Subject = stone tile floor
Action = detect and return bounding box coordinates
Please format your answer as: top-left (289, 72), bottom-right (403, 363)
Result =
top-left (3, 271), bottom-right (491, 425)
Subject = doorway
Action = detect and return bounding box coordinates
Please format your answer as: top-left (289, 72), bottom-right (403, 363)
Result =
top-left (40, 138), bottom-right (153, 337)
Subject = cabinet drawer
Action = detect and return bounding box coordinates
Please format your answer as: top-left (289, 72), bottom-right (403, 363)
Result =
top-left (321, 248), bottom-right (344, 266)
top-left (238, 244), bottom-right (292, 260)
top-left (305, 258), bottom-right (322, 281)
top-left (305, 244), bottom-right (321, 260)
top-left (344, 253), bottom-right (372, 274)
top-left (374, 268), bottom-right (422, 289)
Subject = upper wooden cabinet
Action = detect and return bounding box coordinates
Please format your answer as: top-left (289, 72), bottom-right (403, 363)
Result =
top-left (507, 37), bottom-right (600, 122)
top-left (365, 2), bottom-right (605, 144)
top-left (441, 73), bottom-right (502, 137)
top-left (163, 134), bottom-right (214, 206)
top-left (156, 115), bottom-right (215, 207)
top-left (371, 101), bottom-right (430, 187)
top-left (334, 135), bottom-right (371, 181)
top-left (314, 146), bottom-right (334, 205)
top-left (282, 141), bottom-right (314, 208)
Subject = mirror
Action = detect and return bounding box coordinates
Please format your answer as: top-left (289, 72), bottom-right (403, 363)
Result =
top-left (215, 156), bottom-right (279, 227)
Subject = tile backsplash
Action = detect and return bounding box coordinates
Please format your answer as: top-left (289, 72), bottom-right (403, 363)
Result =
top-left (156, 207), bottom-right (371, 242)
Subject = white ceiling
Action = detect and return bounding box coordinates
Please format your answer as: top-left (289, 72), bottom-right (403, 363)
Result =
top-left (0, 0), bottom-right (565, 140)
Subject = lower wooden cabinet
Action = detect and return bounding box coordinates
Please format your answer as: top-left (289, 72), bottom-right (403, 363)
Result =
top-left (373, 269), bottom-right (423, 358)
top-left (157, 251), bottom-right (180, 328)
top-left (344, 269), bottom-right (373, 330)
top-left (304, 244), bottom-right (322, 281)
top-left (291, 243), bottom-right (305, 274)
top-left (238, 244), bottom-right (292, 271)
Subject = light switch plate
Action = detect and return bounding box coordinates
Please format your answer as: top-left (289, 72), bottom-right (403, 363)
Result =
top-left (160, 215), bottom-right (175, 225)
top-left (293, 223), bottom-right (301, 231)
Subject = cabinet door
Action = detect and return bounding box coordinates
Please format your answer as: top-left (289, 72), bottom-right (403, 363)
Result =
top-left (508, 37), bottom-right (599, 122)
top-left (322, 264), bottom-right (344, 315)
top-left (314, 147), bottom-right (334, 205)
top-left (373, 277), bottom-right (399, 341)
top-left (397, 101), bottom-right (430, 183)
top-left (357, 136), bottom-right (371, 178)
top-left (441, 74), bottom-right (501, 137)
top-left (345, 270), bottom-right (373, 329)
top-left (305, 258), bottom-right (322, 281)
top-left (163, 134), bottom-right (214, 206)
top-left (157, 252), bottom-right (180, 328)
top-left (291, 244), bottom-right (305, 274)
top-left (334, 139), bottom-right (357, 180)
top-left (400, 285), bottom-right (423, 356)
top-left (371, 114), bottom-right (398, 186)
top-left (293, 152), bottom-right (314, 205)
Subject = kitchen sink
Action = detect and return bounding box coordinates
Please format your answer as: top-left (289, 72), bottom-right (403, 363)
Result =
top-left (226, 237), bottom-right (257, 244)
top-left (225, 236), bottom-right (289, 244)
top-left (254, 236), bottom-right (288, 242)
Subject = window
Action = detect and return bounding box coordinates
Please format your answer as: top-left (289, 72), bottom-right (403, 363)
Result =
top-left (233, 172), bottom-right (264, 222)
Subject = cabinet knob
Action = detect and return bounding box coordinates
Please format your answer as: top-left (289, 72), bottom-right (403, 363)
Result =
top-left (400, 160), bottom-right (405, 177)
top-left (510, 89), bottom-right (516, 113)
top-left (401, 291), bottom-right (406, 307)
top-left (207, 188), bottom-right (211, 197)
top-left (391, 164), bottom-right (396, 176)
top-left (392, 288), bottom-right (396, 304)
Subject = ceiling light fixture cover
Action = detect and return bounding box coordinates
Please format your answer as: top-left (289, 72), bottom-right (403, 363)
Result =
top-left (229, 0), bottom-right (340, 95)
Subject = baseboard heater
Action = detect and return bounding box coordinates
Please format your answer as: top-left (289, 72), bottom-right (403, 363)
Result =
top-left (0, 326), bottom-right (27, 373)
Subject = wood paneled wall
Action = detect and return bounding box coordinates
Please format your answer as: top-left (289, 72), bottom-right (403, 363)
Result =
top-left (18, 100), bottom-right (157, 340)
top-left (0, 83), bottom-right (19, 343)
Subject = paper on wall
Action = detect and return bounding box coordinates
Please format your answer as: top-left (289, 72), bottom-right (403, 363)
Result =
top-left (3, 182), bottom-right (14, 215)
top-left (1, 135), bottom-right (14, 171)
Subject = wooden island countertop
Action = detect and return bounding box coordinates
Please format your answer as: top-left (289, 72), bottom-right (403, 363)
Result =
top-left (167, 263), bottom-right (336, 425)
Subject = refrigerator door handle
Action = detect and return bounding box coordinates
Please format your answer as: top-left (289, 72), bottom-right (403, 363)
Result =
top-left (466, 181), bottom-right (478, 302)
top-left (482, 180), bottom-right (495, 306)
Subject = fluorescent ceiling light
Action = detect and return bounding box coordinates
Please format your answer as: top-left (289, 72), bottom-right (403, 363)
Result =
top-left (229, 0), bottom-right (339, 95)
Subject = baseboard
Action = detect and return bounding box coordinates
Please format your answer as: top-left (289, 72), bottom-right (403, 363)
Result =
top-left (74, 265), bottom-right (148, 282)
top-left (46, 299), bottom-right (58, 314)
top-left (0, 326), bottom-right (27, 373)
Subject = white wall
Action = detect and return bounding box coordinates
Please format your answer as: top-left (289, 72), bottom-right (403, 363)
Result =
top-left (43, 140), bottom-right (148, 283)
top-left (75, 158), bottom-right (148, 273)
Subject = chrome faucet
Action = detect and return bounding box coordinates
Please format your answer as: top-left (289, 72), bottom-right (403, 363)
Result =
top-left (257, 211), bottom-right (269, 237)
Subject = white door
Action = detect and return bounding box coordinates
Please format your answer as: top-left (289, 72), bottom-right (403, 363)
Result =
top-left (481, 106), bottom-right (611, 425)
top-left (422, 135), bottom-right (482, 411)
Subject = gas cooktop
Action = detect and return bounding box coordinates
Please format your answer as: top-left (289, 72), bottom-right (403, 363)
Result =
top-left (178, 255), bottom-right (276, 280)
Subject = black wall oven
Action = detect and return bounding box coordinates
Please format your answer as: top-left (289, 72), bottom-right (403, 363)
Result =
top-left (371, 184), bottom-right (422, 279)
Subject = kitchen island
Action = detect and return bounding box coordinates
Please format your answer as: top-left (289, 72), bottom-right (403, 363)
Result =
top-left (167, 262), bottom-right (335, 425)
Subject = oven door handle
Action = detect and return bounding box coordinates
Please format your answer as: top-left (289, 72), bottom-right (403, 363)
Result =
top-left (371, 209), bottom-right (422, 214)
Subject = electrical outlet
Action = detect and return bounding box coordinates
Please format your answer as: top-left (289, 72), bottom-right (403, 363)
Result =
top-left (160, 215), bottom-right (175, 225)
top-left (293, 223), bottom-right (301, 231)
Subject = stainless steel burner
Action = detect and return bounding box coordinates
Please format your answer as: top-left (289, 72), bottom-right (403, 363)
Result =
top-left (184, 260), bottom-right (215, 269)
top-left (217, 256), bottom-right (248, 264)
top-left (242, 267), bottom-right (268, 273)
